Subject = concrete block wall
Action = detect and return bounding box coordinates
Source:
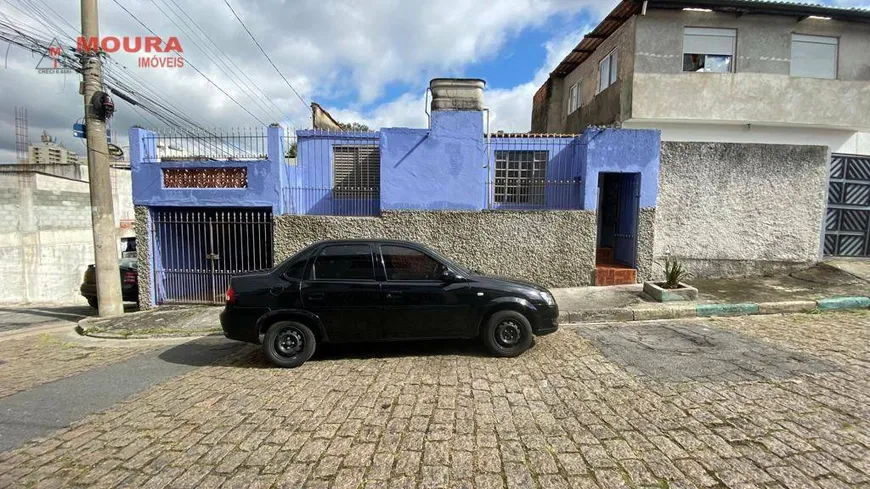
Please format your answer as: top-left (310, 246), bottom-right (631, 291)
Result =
top-left (0, 172), bottom-right (96, 304)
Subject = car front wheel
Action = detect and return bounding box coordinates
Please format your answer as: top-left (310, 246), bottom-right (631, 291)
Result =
top-left (482, 310), bottom-right (533, 357)
top-left (263, 321), bottom-right (316, 368)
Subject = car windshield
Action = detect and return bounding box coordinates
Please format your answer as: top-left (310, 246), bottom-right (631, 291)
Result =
top-left (120, 258), bottom-right (137, 269)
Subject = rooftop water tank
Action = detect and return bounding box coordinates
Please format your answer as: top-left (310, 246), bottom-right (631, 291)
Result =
top-left (429, 78), bottom-right (485, 111)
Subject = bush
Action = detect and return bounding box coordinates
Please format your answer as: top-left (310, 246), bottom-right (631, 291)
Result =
top-left (662, 256), bottom-right (690, 289)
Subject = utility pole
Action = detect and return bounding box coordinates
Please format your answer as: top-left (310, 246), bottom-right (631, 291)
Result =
top-left (81, 0), bottom-right (123, 316)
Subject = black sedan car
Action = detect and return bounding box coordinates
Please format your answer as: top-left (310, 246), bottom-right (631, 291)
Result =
top-left (221, 240), bottom-right (559, 367)
top-left (80, 258), bottom-right (140, 308)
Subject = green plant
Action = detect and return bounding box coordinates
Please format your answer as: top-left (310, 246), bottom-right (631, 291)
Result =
top-left (662, 256), bottom-right (690, 289)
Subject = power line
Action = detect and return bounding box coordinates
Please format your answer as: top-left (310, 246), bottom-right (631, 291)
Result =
top-left (0, 20), bottom-right (244, 159)
top-left (17, 0), bottom-right (76, 42)
top-left (109, 0), bottom-right (267, 126)
top-left (27, 0), bottom-right (79, 36)
top-left (4, 0), bottom-right (224, 135)
top-left (160, 0), bottom-right (298, 129)
top-left (223, 0), bottom-right (310, 118)
top-left (0, 5), bottom-right (266, 159)
top-left (148, 0), bottom-right (283, 126)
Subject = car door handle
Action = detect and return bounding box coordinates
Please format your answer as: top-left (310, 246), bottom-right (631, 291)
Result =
top-left (386, 291), bottom-right (403, 299)
top-left (308, 292), bottom-right (325, 301)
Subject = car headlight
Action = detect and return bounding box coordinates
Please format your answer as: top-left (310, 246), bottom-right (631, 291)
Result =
top-left (538, 290), bottom-right (555, 307)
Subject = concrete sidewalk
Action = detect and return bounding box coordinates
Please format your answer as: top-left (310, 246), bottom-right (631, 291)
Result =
top-left (553, 260), bottom-right (870, 322)
top-left (77, 306), bottom-right (222, 338)
top-left (76, 260), bottom-right (870, 337)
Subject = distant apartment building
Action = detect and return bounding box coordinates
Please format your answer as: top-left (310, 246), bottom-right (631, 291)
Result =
top-left (28, 131), bottom-right (82, 166)
top-left (531, 0), bottom-right (870, 155)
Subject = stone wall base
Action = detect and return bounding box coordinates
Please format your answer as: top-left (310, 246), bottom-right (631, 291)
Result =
top-left (134, 206), bottom-right (153, 309)
top-left (274, 210), bottom-right (598, 288)
top-left (652, 257), bottom-right (816, 281)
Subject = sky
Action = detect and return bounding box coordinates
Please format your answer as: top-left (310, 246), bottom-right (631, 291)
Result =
top-left (0, 0), bottom-right (867, 162)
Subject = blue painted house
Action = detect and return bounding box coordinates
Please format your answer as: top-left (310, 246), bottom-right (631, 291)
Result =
top-left (131, 79), bottom-right (663, 307)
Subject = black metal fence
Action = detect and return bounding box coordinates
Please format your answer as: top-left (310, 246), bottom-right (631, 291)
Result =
top-left (151, 209), bottom-right (273, 305)
top-left (142, 128), bottom-right (269, 161)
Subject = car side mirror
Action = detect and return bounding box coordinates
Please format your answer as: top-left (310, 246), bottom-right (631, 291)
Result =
top-left (441, 269), bottom-right (460, 283)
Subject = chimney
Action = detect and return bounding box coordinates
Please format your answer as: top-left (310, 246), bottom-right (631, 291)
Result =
top-left (429, 78), bottom-right (485, 112)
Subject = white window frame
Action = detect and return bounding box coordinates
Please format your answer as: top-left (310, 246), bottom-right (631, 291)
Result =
top-left (598, 50), bottom-right (618, 94)
top-left (682, 27), bottom-right (737, 73)
top-left (790, 33), bottom-right (838, 80)
top-left (567, 81), bottom-right (580, 114)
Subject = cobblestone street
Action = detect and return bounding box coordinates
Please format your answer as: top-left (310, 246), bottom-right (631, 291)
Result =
top-left (0, 333), bottom-right (159, 399)
top-left (1, 312), bottom-right (868, 488)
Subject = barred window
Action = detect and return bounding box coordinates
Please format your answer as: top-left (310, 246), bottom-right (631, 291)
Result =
top-left (494, 151), bottom-right (548, 205)
top-left (333, 146), bottom-right (380, 199)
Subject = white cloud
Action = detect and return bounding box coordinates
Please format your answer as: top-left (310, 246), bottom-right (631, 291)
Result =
top-left (0, 0), bottom-right (614, 160)
top-left (323, 23), bottom-right (594, 133)
top-left (5, 0), bottom-right (862, 160)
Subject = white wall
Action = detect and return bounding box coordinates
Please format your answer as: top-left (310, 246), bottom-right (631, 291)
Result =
top-left (0, 173), bottom-right (94, 304)
top-left (0, 169), bottom-right (136, 304)
top-left (655, 142), bottom-right (829, 278)
top-left (623, 120), bottom-right (870, 156)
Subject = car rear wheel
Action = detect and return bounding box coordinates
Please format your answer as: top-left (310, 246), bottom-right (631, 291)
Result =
top-left (482, 310), bottom-right (533, 357)
top-left (263, 321), bottom-right (316, 368)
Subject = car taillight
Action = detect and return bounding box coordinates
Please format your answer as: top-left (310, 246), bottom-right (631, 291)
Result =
top-left (225, 287), bottom-right (236, 304)
top-left (123, 271), bottom-right (137, 284)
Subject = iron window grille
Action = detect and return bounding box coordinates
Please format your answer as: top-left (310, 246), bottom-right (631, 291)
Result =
top-left (494, 150), bottom-right (548, 205)
top-left (333, 146), bottom-right (380, 199)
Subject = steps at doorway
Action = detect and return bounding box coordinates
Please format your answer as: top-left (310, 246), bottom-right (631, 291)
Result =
top-left (595, 263), bottom-right (637, 286)
top-left (595, 247), bottom-right (637, 286)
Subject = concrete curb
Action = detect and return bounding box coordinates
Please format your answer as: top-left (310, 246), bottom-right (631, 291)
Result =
top-left (75, 327), bottom-right (223, 340)
top-left (558, 296), bottom-right (870, 324)
top-left (75, 307), bottom-right (222, 340)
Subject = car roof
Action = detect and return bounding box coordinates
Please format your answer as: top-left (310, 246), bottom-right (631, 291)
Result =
top-left (315, 239), bottom-right (424, 247)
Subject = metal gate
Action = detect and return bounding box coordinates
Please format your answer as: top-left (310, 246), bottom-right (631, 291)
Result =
top-left (825, 154), bottom-right (870, 257)
top-left (151, 208), bottom-right (273, 304)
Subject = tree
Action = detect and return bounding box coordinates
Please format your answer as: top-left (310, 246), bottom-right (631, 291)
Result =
top-left (338, 121), bottom-right (371, 132)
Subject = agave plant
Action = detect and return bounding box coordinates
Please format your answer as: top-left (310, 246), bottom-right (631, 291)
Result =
top-left (662, 256), bottom-right (690, 289)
